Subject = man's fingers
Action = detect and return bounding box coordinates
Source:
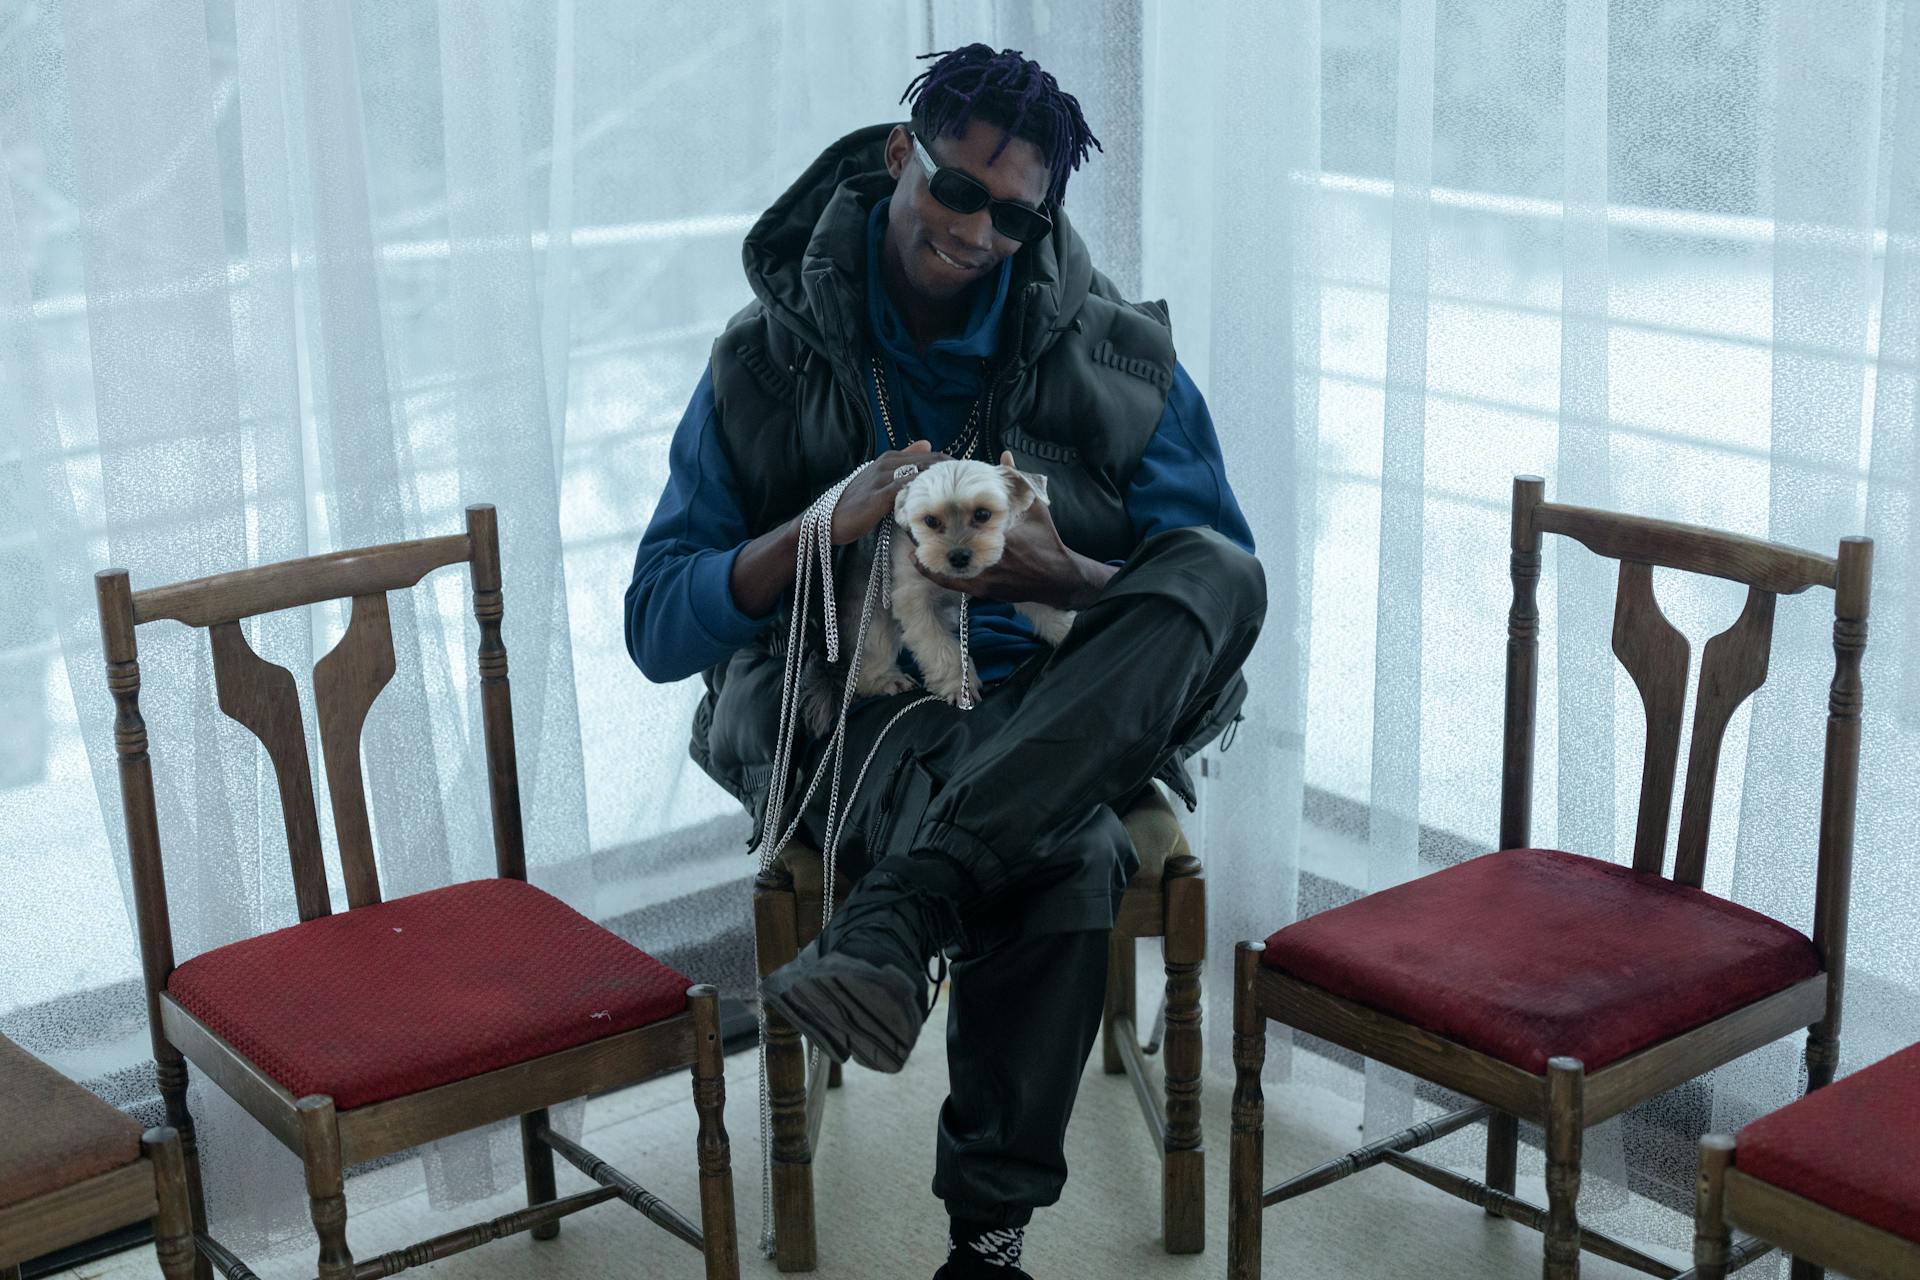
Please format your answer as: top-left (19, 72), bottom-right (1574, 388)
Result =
top-left (879, 449), bottom-right (952, 477)
top-left (912, 560), bottom-right (988, 597)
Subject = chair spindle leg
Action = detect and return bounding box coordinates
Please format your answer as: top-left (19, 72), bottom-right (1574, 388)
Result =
top-left (1543, 1058), bottom-right (1584, 1280)
top-left (1694, 1135), bottom-right (1734, 1280)
top-left (1485, 1109), bottom-right (1520, 1211)
top-left (1229, 942), bottom-right (1267, 1280)
top-left (1161, 856), bottom-right (1205, 1254)
top-left (1103, 932), bottom-right (1135, 1075)
top-left (157, 1053), bottom-right (214, 1280)
top-left (521, 1108), bottom-right (560, 1240)
top-left (690, 987), bottom-right (740, 1280)
top-left (147, 1126), bottom-right (199, 1280)
top-left (297, 1097), bottom-right (354, 1280)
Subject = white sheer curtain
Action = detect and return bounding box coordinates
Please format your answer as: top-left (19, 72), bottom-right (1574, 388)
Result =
top-left (3, 0), bottom-right (590, 1249)
top-left (1139, 0), bottom-right (1920, 1268)
top-left (0, 0), bottom-right (921, 1253)
top-left (5, 0), bottom-right (1917, 1268)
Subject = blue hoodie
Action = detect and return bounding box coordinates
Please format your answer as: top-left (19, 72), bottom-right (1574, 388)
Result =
top-left (625, 199), bottom-right (1253, 686)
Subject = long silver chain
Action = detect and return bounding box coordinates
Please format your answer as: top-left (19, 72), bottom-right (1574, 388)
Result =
top-left (751, 464), bottom-right (950, 1256)
top-left (752, 361), bottom-right (1001, 1251)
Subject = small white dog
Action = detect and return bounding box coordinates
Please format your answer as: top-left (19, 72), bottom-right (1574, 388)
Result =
top-left (802, 459), bottom-right (1074, 734)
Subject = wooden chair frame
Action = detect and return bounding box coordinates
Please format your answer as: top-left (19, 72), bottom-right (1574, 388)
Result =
top-left (94, 505), bottom-right (738, 1280)
top-left (1228, 476), bottom-right (1872, 1280)
top-left (0, 1126), bottom-right (195, 1280)
top-left (750, 801), bottom-right (1206, 1272)
top-left (1683, 1133), bottom-right (1920, 1280)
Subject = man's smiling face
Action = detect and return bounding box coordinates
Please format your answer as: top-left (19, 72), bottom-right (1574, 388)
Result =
top-left (882, 118), bottom-right (1050, 306)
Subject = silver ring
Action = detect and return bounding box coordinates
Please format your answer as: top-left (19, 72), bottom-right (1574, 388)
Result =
top-left (892, 463), bottom-right (920, 481)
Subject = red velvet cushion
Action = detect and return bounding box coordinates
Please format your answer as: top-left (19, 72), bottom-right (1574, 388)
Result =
top-left (168, 879), bottom-right (690, 1111)
top-left (1738, 1042), bottom-right (1920, 1243)
top-left (1262, 848), bottom-right (1820, 1074)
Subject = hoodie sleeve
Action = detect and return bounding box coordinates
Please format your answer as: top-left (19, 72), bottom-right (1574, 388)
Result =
top-left (1124, 361), bottom-right (1256, 554)
top-left (624, 365), bottom-right (779, 683)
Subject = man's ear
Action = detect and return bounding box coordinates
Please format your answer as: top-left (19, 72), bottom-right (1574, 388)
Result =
top-left (998, 464), bottom-right (1048, 515)
top-left (885, 124), bottom-right (912, 181)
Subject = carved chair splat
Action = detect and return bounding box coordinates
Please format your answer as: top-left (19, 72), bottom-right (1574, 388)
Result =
top-left (207, 619), bottom-right (333, 921)
top-left (1612, 558), bottom-right (1691, 875)
top-left (312, 592), bottom-right (396, 908)
top-left (1672, 585), bottom-right (1775, 887)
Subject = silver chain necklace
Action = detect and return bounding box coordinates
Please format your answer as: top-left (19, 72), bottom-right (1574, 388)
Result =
top-left (869, 355), bottom-right (992, 462)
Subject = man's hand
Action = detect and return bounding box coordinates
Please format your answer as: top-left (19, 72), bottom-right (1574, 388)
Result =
top-left (910, 451), bottom-right (1118, 610)
top-left (832, 441), bottom-right (953, 545)
top-left (731, 440), bottom-right (952, 618)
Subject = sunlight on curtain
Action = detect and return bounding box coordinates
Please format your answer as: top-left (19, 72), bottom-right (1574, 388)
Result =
top-left (1145, 0), bottom-right (1919, 1267)
top-left (3, 0), bottom-right (1916, 1268)
top-left (0, 0), bottom-right (922, 1251)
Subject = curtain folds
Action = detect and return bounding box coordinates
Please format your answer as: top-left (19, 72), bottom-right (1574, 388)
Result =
top-left (2, 0), bottom-right (1915, 1267)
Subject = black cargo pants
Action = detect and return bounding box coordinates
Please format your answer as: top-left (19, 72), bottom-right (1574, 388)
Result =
top-left (795, 525), bottom-right (1266, 1228)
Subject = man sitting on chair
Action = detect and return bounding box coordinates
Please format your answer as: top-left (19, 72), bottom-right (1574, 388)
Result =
top-left (624, 44), bottom-right (1264, 1280)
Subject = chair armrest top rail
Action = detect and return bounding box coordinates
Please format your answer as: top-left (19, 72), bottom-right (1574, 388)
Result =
top-left (121, 535), bottom-right (473, 628)
top-left (1533, 503), bottom-right (1840, 595)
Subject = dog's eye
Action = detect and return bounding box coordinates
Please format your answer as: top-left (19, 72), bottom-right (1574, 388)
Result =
top-left (972, 508), bottom-right (992, 523)
top-left (922, 515), bottom-right (941, 531)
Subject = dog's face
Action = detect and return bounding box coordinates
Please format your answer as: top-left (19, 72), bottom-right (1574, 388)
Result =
top-left (894, 460), bottom-right (1046, 579)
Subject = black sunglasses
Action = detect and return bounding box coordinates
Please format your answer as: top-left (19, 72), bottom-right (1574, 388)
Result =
top-left (910, 134), bottom-right (1053, 244)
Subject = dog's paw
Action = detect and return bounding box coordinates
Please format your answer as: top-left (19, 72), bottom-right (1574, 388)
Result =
top-left (1019, 603), bottom-right (1075, 647)
top-left (859, 666), bottom-right (918, 698)
top-left (923, 662), bottom-right (981, 707)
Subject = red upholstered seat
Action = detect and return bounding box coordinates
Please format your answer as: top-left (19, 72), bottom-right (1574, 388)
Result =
top-left (1262, 848), bottom-right (1820, 1074)
top-left (1739, 1042), bottom-right (1920, 1244)
top-left (168, 878), bottom-right (690, 1111)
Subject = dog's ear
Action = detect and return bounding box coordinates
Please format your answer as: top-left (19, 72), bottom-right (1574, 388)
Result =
top-left (998, 464), bottom-right (1049, 515)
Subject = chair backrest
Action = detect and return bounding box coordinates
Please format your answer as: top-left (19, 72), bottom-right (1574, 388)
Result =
top-left (92, 505), bottom-right (523, 1033)
top-left (1501, 476), bottom-right (1871, 976)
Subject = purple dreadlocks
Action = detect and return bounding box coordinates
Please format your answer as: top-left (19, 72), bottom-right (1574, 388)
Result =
top-left (901, 45), bottom-right (1102, 207)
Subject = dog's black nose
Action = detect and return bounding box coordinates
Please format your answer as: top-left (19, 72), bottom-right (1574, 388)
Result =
top-left (947, 548), bottom-right (972, 569)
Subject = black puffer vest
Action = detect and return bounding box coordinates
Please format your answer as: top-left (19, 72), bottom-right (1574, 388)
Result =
top-left (690, 124), bottom-right (1179, 841)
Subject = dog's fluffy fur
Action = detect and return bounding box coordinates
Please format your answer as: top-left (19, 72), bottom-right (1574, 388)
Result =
top-left (800, 460), bottom-right (1074, 735)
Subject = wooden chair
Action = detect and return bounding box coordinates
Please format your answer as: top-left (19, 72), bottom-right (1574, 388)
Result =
top-left (752, 782), bottom-right (1205, 1271)
top-left (1228, 476), bottom-right (1872, 1280)
top-left (0, 1036), bottom-right (195, 1280)
top-left (1689, 1041), bottom-right (1920, 1280)
top-left (92, 504), bottom-right (739, 1280)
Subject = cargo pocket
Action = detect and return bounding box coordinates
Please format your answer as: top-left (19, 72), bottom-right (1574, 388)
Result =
top-left (866, 748), bottom-right (938, 867)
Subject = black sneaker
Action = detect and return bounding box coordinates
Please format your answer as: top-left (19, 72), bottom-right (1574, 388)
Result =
top-left (932, 1266), bottom-right (1032, 1280)
top-left (759, 867), bottom-right (959, 1072)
